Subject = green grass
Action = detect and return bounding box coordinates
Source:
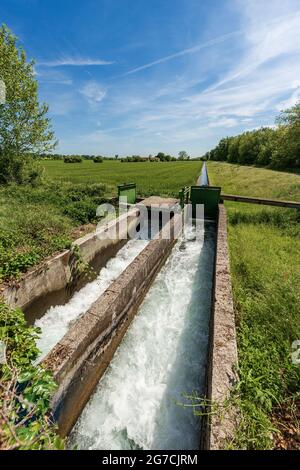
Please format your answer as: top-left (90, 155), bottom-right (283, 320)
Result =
top-left (208, 162), bottom-right (300, 449)
top-left (0, 181), bottom-right (108, 282)
top-left (42, 160), bottom-right (203, 197)
top-left (207, 161), bottom-right (300, 201)
top-left (0, 161), bottom-right (202, 282)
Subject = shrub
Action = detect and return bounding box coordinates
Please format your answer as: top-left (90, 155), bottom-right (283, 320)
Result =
top-left (0, 302), bottom-right (65, 450)
top-left (63, 156), bottom-right (82, 163)
top-left (93, 156), bottom-right (103, 163)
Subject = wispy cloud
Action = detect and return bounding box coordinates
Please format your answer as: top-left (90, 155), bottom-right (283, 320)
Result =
top-left (36, 68), bottom-right (73, 85)
top-left (52, 0), bottom-right (300, 155)
top-left (123, 30), bottom-right (242, 76)
top-left (117, 2), bottom-right (300, 142)
top-left (206, 6), bottom-right (300, 93)
top-left (48, 92), bottom-right (77, 116)
top-left (80, 81), bottom-right (107, 107)
top-left (39, 56), bottom-right (114, 67)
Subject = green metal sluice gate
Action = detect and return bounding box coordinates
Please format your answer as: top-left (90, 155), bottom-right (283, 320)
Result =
top-left (118, 182), bottom-right (137, 204)
top-left (190, 186), bottom-right (221, 220)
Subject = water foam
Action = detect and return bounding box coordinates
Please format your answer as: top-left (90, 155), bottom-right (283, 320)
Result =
top-left (35, 239), bottom-right (148, 360)
top-left (70, 224), bottom-right (215, 450)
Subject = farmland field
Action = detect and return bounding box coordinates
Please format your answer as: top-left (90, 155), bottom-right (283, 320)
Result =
top-left (42, 160), bottom-right (203, 198)
top-left (0, 160), bottom-right (202, 283)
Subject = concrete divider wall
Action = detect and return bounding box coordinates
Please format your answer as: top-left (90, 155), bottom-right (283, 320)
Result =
top-left (1, 209), bottom-right (139, 324)
top-left (202, 203), bottom-right (239, 449)
top-left (43, 214), bottom-right (182, 437)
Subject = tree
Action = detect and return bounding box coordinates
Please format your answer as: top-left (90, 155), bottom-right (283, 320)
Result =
top-left (156, 152), bottom-right (165, 161)
top-left (115, 154), bottom-right (119, 160)
top-left (273, 102), bottom-right (300, 167)
top-left (227, 137), bottom-right (240, 163)
top-left (213, 137), bottom-right (232, 161)
top-left (178, 150), bottom-right (189, 160)
top-left (205, 103), bottom-right (300, 169)
top-left (238, 132), bottom-right (260, 165)
top-left (0, 25), bottom-right (56, 184)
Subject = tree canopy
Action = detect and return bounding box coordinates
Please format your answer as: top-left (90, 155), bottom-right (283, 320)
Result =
top-left (204, 103), bottom-right (300, 169)
top-left (0, 25), bottom-right (56, 184)
top-left (178, 150), bottom-right (190, 161)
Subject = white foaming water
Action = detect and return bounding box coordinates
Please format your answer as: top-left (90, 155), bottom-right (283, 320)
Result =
top-left (70, 224), bottom-right (215, 450)
top-left (35, 239), bottom-right (148, 360)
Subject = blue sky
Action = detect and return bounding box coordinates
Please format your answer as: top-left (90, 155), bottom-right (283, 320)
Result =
top-left (1, 0), bottom-right (300, 156)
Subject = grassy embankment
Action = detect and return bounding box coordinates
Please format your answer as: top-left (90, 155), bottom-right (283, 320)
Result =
top-left (207, 161), bottom-right (300, 450)
top-left (0, 160), bottom-right (202, 283)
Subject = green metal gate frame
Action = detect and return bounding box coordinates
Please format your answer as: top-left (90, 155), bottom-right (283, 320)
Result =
top-left (190, 186), bottom-right (221, 220)
top-left (117, 183), bottom-right (137, 204)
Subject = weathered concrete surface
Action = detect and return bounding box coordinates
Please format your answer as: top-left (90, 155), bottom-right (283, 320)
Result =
top-left (43, 214), bottom-right (181, 437)
top-left (137, 196), bottom-right (179, 209)
top-left (1, 209), bottom-right (139, 323)
top-left (203, 204), bottom-right (239, 450)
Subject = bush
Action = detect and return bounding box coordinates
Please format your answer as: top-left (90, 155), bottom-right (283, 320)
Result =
top-left (0, 302), bottom-right (65, 449)
top-left (93, 156), bottom-right (103, 163)
top-left (63, 156), bottom-right (82, 163)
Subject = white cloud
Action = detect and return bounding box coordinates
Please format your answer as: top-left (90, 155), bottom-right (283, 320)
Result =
top-left (39, 56), bottom-right (114, 67)
top-left (208, 4), bottom-right (300, 92)
top-left (276, 86), bottom-right (300, 111)
top-left (55, 0), bottom-right (300, 155)
top-left (37, 68), bottom-right (73, 85)
top-left (129, 3), bottom-right (300, 139)
top-left (80, 81), bottom-right (107, 107)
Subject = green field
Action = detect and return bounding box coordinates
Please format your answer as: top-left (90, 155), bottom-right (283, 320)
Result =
top-left (207, 161), bottom-right (300, 201)
top-left (208, 162), bottom-right (300, 450)
top-left (0, 161), bottom-right (202, 282)
top-left (42, 160), bottom-right (203, 198)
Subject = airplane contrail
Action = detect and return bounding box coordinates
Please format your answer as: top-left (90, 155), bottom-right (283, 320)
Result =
top-left (122, 30), bottom-right (242, 76)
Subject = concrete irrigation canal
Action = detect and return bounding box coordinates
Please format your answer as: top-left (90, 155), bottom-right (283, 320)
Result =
top-left (2, 165), bottom-right (239, 450)
top-left (69, 223), bottom-right (215, 450)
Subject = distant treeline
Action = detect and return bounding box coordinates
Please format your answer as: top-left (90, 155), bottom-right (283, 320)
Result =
top-left (39, 151), bottom-right (194, 163)
top-left (121, 153), bottom-right (177, 162)
top-left (62, 155), bottom-right (104, 163)
top-left (39, 154), bottom-right (111, 162)
top-left (203, 103), bottom-right (300, 168)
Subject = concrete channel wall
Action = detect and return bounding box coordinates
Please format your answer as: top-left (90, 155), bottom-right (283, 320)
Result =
top-left (43, 214), bottom-right (182, 437)
top-left (1, 209), bottom-right (139, 324)
top-left (202, 203), bottom-right (239, 449)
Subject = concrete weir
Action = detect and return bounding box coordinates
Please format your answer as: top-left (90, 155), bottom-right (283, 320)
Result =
top-left (43, 214), bottom-right (182, 437)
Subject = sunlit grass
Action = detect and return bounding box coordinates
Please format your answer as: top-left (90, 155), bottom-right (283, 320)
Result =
top-left (42, 160), bottom-right (203, 197)
top-left (208, 162), bottom-right (300, 449)
top-left (207, 161), bottom-right (300, 201)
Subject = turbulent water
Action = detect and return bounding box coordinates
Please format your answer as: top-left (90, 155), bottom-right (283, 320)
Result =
top-left (70, 224), bottom-right (215, 450)
top-left (35, 239), bottom-right (148, 360)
